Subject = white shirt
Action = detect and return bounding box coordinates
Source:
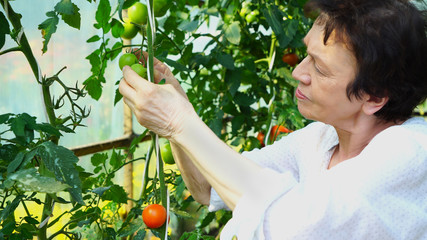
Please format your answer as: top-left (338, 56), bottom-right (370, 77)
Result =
top-left (209, 117), bottom-right (427, 239)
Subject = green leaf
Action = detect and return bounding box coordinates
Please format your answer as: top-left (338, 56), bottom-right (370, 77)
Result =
top-left (0, 12), bottom-right (10, 50)
top-left (7, 151), bottom-right (25, 174)
top-left (114, 88), bottom-right (123, 106)
top-left (54, 0), bottom-right (75, 15)
top-left (38, 11), bottom-right (59, 53)
top-left (0, 195), bottom-right (23, 221)
top-left (95, 0), bottom-right (111, 27)
top-left (158, 57), bottom-right (191, 72)
top-left (0, 144), bottom-right (19, 163)
top-left (102, 184), bottom-right (128, 203)
top-left (224, 21), bottom-right (241, 45)
top-left (84, 76), bottom-right (103, 100)
top-left (87, 35), bottom-right (101, 43)
top-left (0, 113), bottom-right (12, 124)
top-left (37, 142), bottom-right (84, 205)
top-left (117, 217), bottom-right (144, 237)
top-left (110, 18), bottom-right (123, 38)
top-left (90, 152), bottom-right (108, 167)
top-left (234, 92), bottom-right (256, 106)
top-left (8, 168), bottom-right (70, 194)
top-left (133, 230), bottom-right (146, 240)
top-left (91, 186), bottom-right (111, 196)
top-left (216, 53), bottom-right (235, 70)
top-left (35, 123), bottom-right (62, 137)
top-left (61, 3), bottom-right (81, 30)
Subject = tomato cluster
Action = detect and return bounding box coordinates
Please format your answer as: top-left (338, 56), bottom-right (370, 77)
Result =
top-left (257, 125), bottom-right (292, 147)
top-left (239, 1), bottom-right (259, 24)
top-left (121, 0), bottom-right (171, 40)
top-left (119, 53), bottom-right (147, 78)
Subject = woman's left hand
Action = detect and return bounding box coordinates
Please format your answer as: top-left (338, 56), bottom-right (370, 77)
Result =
top-left (119, 65), bottom-right (194, 139)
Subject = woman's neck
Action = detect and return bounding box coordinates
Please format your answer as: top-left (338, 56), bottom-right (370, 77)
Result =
top-left (328, 118), bottom-right (399, 169)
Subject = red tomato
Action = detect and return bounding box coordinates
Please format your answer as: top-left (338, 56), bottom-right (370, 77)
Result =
top-left (282, 53), bottom-right (299, 67)
top-left (257, 132), bottom-right (265, 147)
top-left (270, 125), bottom-right (291, 141)
top-left (142, 204), bottom-right (167, 229)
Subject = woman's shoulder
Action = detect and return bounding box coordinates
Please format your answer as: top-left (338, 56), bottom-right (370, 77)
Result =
top-left (371, 117), bottom-right (427, 152)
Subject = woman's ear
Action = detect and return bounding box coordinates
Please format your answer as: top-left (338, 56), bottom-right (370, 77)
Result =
top-left (362, 95), bottom-right (389, 116)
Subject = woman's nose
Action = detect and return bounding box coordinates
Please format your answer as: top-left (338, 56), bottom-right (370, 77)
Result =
top-left (292, 56), bottom-right (311, 85)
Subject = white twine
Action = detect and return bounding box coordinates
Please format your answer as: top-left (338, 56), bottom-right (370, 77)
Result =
top-left (146, 0), bottom-right (156, 83)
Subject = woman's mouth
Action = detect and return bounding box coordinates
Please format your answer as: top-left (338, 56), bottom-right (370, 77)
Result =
top-left (295, 88), bottom-right (308, 100)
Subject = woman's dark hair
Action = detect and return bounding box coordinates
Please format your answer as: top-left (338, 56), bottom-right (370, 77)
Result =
top-left (306, 0), bottom-right (427, 122)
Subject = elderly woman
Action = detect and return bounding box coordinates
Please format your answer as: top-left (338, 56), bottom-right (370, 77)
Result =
top-left (119, 0), bottom-right (427, 239)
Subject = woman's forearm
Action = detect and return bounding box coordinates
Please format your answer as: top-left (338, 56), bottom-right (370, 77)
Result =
top-left (170, 142), bottom-right (212, 205)
top-left (170, 111), bottom-right (263, 211)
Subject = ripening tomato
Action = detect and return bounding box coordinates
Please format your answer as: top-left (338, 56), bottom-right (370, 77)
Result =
top-left (130, 63), bottom-right (148, 78)
top-left (128, 2), bottom-right (148, 25)
top-left (257, 132), bottom-right (265, 147)
top-left (270, 125), bottom-right (291, 142)
top-left (119, 53), bottom-right (138, 70)
top-left (142, 204), bottom-right (167, 229)
top-left (282, 53), bottom-right (299, 67)
top-left (121, 18), bottom-right (138, 40)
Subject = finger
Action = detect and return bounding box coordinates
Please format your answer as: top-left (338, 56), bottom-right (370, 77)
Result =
top-left (122, 65), bottom-right (151, 91)
top-left (118, 77), bottom-right (137, 101)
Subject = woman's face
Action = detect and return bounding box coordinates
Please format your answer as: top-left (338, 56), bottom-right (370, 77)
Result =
top-left (292, 23), bottom-right (362, 128)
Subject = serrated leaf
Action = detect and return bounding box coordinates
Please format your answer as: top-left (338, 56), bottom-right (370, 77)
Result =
top-left (102, 184), bottom-right (128, 203)
top-left (38, 11), bottom-right (59, 53)
top-left (37, 142), bottom-right (84, 205)
top-left (90, 152), bottom-right (108, 167)
top-left (95, 0), bottom-right (111, 27)
top-left (8, 168), bottom-right (70, 194)
top-left (35, 123), bottom-right (62, 137)
top-left (55, 0), bottom-right (74, 15)
top-left (84, 76), bottom-right (103, 100)
top-left (224, 21), bottom-right (241, 45)
top-left (61, 3), bottom-right (81, 30)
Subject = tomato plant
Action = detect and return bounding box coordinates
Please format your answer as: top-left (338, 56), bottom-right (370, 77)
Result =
top-left (143, 204), bottom-right (167, 229)
top-left (119, 53), bottom-right (138, 70)
top-left (282, 53), bottom-right (299, 67)
top-left (128, 2), bottom-right (148, 25)
top-left (257, 132), bottom-right (266, 147)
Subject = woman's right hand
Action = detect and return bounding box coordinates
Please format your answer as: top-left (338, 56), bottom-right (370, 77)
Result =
top-left (133, 49), bottom-right (188, 100)
top-left (118, 51), bottom-right (194, 139)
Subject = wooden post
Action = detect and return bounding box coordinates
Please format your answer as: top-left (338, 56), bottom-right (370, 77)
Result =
top-left (122, 9), bottom-right (134, 212)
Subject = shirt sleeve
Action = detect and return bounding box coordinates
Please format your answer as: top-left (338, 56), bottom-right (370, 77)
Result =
top-left (208, 122), bottom-right (332, 212)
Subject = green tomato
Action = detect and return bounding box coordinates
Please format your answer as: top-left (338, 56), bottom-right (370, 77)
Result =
top-left (245, 10), bottom-right (259, 24)
top-left (161, 142), bottom-right (175, 165)
top-left (119, 53), bottom-right (138, 70)
top-left (121, 19), bottom-right (138, 39)
top-left (130, 63), bottom-right (148, 78)
top-left (128, 2), bottom-right (148, 25)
